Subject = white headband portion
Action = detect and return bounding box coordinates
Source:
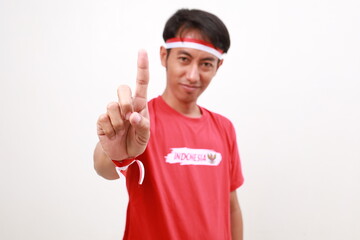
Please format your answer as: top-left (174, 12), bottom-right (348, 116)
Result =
top-left (165, 38), bottom-right (224, 60)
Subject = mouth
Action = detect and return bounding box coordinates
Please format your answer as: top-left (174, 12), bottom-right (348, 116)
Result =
top-left (180, 83), bottom-right (201, 92)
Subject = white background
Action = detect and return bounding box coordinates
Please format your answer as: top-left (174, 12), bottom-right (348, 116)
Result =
top-left (1, 0), bottom-right (359, 239)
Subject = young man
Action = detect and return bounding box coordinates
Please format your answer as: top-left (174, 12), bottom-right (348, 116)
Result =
top-left (94, 9), bottom-right (244, 239)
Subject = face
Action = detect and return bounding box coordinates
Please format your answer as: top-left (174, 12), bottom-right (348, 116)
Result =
top-left (160, 30), bottom-right (223, 106)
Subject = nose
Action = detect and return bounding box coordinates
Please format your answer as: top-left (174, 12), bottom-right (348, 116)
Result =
top-left (186, 63), bottom-right (200, 83)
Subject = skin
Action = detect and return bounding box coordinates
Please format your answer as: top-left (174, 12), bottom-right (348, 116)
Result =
top-left (93, 30), bottom-right (243, 240)
top-left (94, 50), bottom-right (150, 180)
top-left (160, 30), bottom-right (223, 117)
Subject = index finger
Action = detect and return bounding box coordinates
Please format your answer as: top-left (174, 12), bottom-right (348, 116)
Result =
top-left (135, 49), bottom-right (149, 100)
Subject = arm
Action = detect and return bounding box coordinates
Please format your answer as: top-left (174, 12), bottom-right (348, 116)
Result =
top-left (93, 142), bottom-right (119, 180)
top-left (230, 190), bottom-right (243, 240)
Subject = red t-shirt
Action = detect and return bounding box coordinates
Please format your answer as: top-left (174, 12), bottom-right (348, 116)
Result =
top-left (123, 96), bottom-right (244, 240)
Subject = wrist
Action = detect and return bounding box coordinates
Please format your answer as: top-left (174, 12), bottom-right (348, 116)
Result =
top-left (112, 157), bottom-right (136, 168)
top-left (111, 157), bottom-right (145, 185)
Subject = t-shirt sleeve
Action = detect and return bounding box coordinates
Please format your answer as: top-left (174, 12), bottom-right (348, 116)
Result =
top-left (228, 123), bottom-right (244, 191)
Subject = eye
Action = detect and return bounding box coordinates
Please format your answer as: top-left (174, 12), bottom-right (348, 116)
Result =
top-left (201, 62), bottom-right (214, 70)
top-left (178, 56), bottom-right (189, 63)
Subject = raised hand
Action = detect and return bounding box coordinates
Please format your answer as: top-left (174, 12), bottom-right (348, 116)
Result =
top-left (97, 50), bottom-right (150, 161)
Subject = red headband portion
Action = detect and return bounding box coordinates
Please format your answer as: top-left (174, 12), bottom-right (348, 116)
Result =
top-left (166, 38), bottom-right (224, 54)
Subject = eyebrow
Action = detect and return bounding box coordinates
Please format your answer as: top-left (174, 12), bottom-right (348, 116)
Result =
top-left (177, 50), bottom-right (217, 62)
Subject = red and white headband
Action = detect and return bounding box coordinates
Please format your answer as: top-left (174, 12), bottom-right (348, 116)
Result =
top-left (165, 38), bottom-right (224, 59)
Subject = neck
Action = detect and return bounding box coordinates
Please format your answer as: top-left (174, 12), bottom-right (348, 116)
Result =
top-left (161, 93), bottom-right (202, 118)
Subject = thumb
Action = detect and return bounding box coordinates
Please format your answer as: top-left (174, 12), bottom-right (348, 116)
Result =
top-left (129, 112), bottom-right (150, 142)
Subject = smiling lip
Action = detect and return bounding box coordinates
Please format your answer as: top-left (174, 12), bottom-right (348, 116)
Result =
top-left (180, 83), bottom-right (200, 92)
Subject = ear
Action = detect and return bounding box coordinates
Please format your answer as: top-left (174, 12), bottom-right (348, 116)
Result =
top-left (216, 59), bottom-right (224, 70)
top-left (160, 46), bottom-right (168, 67)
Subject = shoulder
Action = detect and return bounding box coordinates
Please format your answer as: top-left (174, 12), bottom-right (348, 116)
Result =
top-left (147, 96), bottom-right (158, 106)
top-left (147, 96), bottom-right (161, 112)
top-left (201, 106), bottom-right (234, 129)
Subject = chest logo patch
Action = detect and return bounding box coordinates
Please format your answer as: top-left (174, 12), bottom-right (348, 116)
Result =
top-left (165, 147), bottom-right (222, 166)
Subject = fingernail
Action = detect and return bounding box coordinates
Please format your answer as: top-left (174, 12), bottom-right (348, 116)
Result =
top-left (133, 113), bottom-right (141, 124)
top-left (125, 112), bottom-right (131, 120)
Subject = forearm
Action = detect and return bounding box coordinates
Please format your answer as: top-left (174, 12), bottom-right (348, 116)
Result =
top-left (230, 191), bottom-right (243, 240)
top-left (93, 142), bottom-right (119, 180)
top-left (231, 205), bottom-right (243, 239)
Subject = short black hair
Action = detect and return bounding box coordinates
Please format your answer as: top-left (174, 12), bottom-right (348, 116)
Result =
top-left (163, 9), bottom-right (231, 53)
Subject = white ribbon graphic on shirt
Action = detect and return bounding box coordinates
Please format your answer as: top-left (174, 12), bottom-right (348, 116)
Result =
top-left (165, 148), bottom-right (222, 166)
